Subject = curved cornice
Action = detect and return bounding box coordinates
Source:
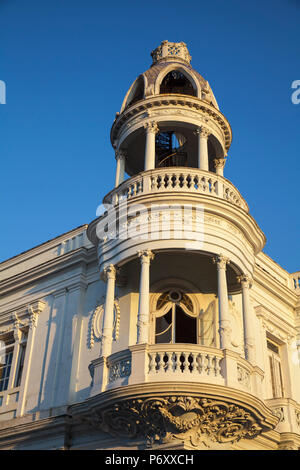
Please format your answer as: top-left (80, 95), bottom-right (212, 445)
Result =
top-left (111, 95), bottom-right (232, 151)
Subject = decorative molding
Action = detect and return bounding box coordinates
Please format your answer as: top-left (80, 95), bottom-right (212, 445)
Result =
top-left (138, 250), bottom-right (155, 265)
top-left (272, 407), bottom-right (285, 423)
top-left (108, 358), bottom-right (131, 384)
top-left (89, 299), bottom-right (120, 348)
top-left (213, 254), bottom-right (230, 270)
top-left (143, 121), bottom-right (159, 134)
top-left (83, 395), bottom-right (267, 448)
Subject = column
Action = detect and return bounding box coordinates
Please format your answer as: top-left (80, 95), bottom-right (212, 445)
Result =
top-left (101, 264), bottom-right (117, 357)
top-left (115, 150), bottom-right (126, 187)
top-left (137, 250), bottom-right (155, 344)
top-left (238, 274), bottom-right (255, 363)
top-left (144, 121), bottom-right (159, 171)
top-left (195, 126), bottom-right (210, 171)
top-left (213, 157), bottom-right (226, 176)
top-left (213, 254), bottom-right (231, 349)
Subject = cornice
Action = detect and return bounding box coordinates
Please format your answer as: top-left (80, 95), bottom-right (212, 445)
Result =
top-left (0, 224), bottom-right (88, 270)
top-left (254, 304), bottom-right (297, 340)
top-left (110, 95), bottom-right (232, 150)
top-left (253, 264), bottom-right (297, 309)
top-left (0, 246), bottom-right (97, 297)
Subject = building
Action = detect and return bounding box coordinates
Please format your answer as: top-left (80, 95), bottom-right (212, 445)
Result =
top-left (0, 40), bottom-right (300, 450)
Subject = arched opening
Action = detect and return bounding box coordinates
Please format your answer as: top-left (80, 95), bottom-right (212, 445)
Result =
top-left (155, 131), bottom-right (187, 167)
top-left (154, 290), bottom-right (197, 344)
top-left (125, 76), bottom-right (144, 108)
top-left (160, 70), bottom-right (196, 96)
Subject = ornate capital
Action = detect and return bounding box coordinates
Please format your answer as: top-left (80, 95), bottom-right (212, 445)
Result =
top-left (115, 149), bottom-right (126, 161)
top-left (195, 126), bottom-right (210, 139)
top-left (138, 250), bottom-right (155, 265)
top-left (27, 301), bottom-right (46, 329)
top-left (237, 274), bottom-right (253, 289)
top-left (103, 264), bottom-right (117, 281)
top-left (213, 254), bottom-right (230, 270)
top-left (144, 121), bottom-right (159, 134)
top-left (213, 158), bottom-right (226, 169)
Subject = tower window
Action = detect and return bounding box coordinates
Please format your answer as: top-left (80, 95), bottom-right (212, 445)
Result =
top-left (160, 71), bottom-right (196, 96)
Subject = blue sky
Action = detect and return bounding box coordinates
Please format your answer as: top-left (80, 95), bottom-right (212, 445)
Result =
top-left (0, 0), bottom-right (299, 272)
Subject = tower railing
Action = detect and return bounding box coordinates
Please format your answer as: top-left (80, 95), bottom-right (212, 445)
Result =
top-left (103, 168), bottom-right (249, 212)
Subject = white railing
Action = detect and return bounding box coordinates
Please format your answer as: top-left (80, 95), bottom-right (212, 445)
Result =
top-left (90, 344), bottom-right (265, 398)
top-left (148, 345), bottom-right (223, 380)
top-left (103, 168), bottom-right (248, 212)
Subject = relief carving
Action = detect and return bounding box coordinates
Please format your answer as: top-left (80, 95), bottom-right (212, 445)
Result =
top-left (84, 395), bottom-right (265, 448)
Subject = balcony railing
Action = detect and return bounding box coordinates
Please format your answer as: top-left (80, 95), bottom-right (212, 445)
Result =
top-left (90, 344), bottom-right (263, 397)
top-left (292, 272), bottom-right (300, 290)
top-left (103, 168), bottom-right (248, 212)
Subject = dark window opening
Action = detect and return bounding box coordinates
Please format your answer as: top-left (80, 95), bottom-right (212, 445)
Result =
top-left (160, 71), bottom-right (196, 96)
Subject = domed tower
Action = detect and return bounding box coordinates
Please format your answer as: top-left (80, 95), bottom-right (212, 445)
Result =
top-left (86, 41), bottom-right (278, 450)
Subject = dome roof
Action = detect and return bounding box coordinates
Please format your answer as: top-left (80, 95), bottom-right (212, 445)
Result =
top-left (120, 41), bottom-right (219, 112)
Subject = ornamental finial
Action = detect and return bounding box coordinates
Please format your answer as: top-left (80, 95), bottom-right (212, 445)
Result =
top-left (151, 40), bottom-right (192, 65)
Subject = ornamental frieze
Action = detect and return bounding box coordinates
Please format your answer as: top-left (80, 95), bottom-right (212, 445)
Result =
top-left (82, 395), bottom-right (270, 449)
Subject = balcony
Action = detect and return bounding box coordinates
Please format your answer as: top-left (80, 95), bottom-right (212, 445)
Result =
top-left (90, 344), bottom-right (264, 397)
top-left (103, 168), bottom-right (249, 213)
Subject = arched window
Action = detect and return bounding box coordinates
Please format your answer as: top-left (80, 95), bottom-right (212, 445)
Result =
top-left (125, 76), bottom-right (144, 108)
top-left (160, 70), bottom-right (196, 96)
top-left (154, 290), bottom-right (197, 344)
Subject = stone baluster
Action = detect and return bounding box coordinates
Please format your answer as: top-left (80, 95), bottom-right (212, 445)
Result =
top-left (144, 122), bottom-right (159, 171)
top-left (137, 250), bottom-right (155, 344)
top-left (213, 254), bottom-right (231, 349)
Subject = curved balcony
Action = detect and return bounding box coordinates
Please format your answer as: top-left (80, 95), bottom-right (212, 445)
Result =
top-left (103, 168), bottom-right (249, 213)
top-left (90, 343), bottom-right (264, 397)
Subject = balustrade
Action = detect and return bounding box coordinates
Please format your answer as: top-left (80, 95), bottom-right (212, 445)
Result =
top-left (104, 168), bottom-right (248, 212)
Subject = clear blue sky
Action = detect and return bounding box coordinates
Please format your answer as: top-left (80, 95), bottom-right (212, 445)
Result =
top-left (0, 0), bottom-right (299, 272)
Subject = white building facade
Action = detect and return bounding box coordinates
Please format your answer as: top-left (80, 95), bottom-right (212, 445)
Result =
top-left (0, 41), bottom-right (300, 450)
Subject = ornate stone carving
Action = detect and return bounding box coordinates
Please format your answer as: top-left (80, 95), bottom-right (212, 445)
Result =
top-left (237, 365), bottom-right (251, 389)
top-left (84, 395), bottom-right (265, 448)
top-left (108, 358), bottom-right (131, 383)
top-left (213, 254), bottom-right (230, 270)
top-left (213, 158), bottom-right (226, 170)
top-left (144, 121), bottom-right (159, 134)
top-left (237, 274), bottom-right (253, 289)
top-left (103, 264), bottom-right (117, 281)
top-left (138, 250), bottom-right (155, 265)
top-left (89, 299), bottom-right (120, 348)
top-left (273, 407), bottom-right (285, 422)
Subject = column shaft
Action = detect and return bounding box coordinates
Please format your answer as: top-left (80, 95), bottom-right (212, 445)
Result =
top-left (214, 255), bottom-right (231, 349)
top-left (144, 122), bottom-right (158, 171)
top-left (196, 127), bottom-right (210, 171)
top-left (239, 275), bottom-right (255, 363)
top-left (137, 250), bottom-right (154, 344)
top-left (101, 265), bottom-right (116, 357)
top-left (115, 151), bottom-right (125, 187)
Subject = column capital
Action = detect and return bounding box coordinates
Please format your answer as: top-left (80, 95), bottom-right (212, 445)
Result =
top-left (213, 254), bottom-right (230, 270)
top-left (213, 157), bottom-right (226, 170)
top-left (138, 250), bottom-right (155, 264)
top-left (144, 121), bottom-right (159, 134)
top-left (103, 264), bottom-right (117, 281)
top-left (115, 149), bottom-right (127, 161)
top-left (237, 274), bottom-right (253, 289)
top-left (194, 126), bottom-right (210, 139)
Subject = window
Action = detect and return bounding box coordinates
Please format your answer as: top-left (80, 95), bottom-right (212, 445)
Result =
top-left (0, 331), bottom-right (27, 392)
top-left (267, 338), bottom-right (284, 398)
top-left (154, 290), bottom-right (197, 344)
top-left (0, 337), bottom-right (14, 392)
top-left (160, 70), bottom-right (196, 96)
